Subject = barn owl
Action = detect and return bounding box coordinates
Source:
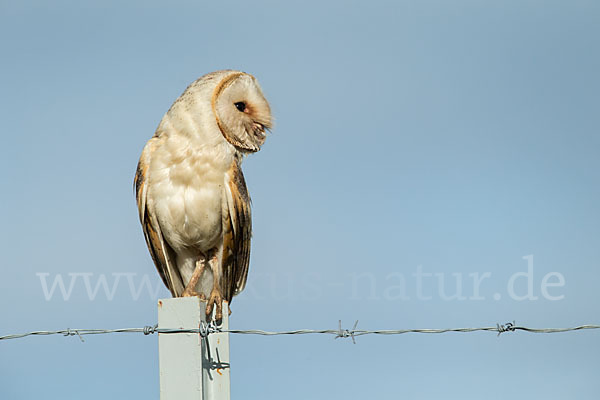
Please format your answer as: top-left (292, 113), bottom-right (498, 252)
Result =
top-left (135, 70), bottom-right (272, 320)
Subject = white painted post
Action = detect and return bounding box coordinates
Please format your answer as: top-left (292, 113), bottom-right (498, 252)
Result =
top-left (202, 301), bottom-right (230, 400)
top-left (158, 297), bottom-right (230, 400)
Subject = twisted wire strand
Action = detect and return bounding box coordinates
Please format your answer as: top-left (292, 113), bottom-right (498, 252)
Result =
top-left (2, 322), bottom-right (599, 343)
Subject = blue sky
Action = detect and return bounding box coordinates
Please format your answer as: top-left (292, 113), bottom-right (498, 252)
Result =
top-left (1, 1), bottom-right (599, 399)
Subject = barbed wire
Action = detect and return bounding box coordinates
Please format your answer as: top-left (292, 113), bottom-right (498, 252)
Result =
top-left (1, 321), bottom-right (599, 344)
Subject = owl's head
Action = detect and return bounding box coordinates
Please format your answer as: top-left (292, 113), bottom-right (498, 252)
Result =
top-left (209, 71), bottom-right (272, 153)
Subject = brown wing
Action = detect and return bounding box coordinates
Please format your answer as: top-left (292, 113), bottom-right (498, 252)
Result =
top-left (221, 159), bottom-right (252, 303)
top-left (135, 139), bottom-right (184, 297)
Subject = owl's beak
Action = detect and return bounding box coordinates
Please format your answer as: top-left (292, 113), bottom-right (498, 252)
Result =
top-left (253, 122), bottom-right (267, 142)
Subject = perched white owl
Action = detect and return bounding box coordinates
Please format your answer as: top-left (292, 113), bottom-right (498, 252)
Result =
top-left (135, 70), bottom-right (272, 320)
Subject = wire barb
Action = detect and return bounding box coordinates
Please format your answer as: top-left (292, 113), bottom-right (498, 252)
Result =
top-left (64, 328), bottom-right (85, 342)
top-left (335, 320), bottom-right (359, 344)
top-left (496, 321), bottom-right (517, 336)
top-left (143, 324), bottom-right (158, 335)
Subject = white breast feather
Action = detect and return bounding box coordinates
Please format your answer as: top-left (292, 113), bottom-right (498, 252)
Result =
top-left (146, 89), bottom-right (236, 254)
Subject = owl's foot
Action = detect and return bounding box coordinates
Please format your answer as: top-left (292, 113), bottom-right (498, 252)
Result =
top-left (181, 289), bottom-right (197, 297)
top-left (181, 258), bottom-right (206, 298)
top-left (206, 289), bottom-right (223, 321)
top-left (181, 288), bottom-right (206, 300)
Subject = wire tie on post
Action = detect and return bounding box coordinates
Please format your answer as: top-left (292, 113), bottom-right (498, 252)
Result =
top-left (497, 321), bottom-right (516, 336)
top-left (143, 324), bottom-right (158, 335)
top-left (335, 320), bottom-right (359, 344)
top-left (199, 321), bottom-right (221, 338)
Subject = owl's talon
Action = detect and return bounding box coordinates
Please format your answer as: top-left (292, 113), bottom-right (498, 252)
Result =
top-left (206, 290), bottom-right (223, 321)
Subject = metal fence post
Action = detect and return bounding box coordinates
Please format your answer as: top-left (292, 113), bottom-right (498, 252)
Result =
top-left (158, 297), bottom-right (231, 400)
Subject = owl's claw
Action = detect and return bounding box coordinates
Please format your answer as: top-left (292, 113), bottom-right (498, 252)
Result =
top-left (206, 289), bottom-right (223, 321)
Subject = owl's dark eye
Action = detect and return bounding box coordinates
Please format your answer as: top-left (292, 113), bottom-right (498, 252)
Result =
top-left (234, 102), bottom-right (246, 112)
